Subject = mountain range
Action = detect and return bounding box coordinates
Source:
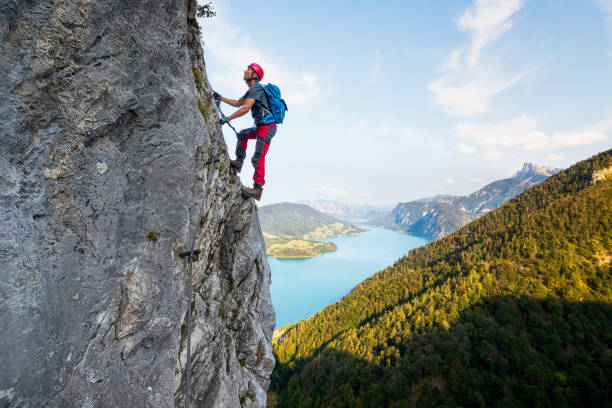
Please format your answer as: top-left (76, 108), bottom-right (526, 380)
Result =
top-left (298, 200), bottom-right (394, 220)
top-left (373, 163), bottom-right (562, 238)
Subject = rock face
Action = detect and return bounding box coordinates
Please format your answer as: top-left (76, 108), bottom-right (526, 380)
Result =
top-left (0, 1), bottom-right (275, 407)
top-left (373, 163), bottom-right (562, 238)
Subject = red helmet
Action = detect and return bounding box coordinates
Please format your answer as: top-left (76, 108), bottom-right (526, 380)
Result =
top-left (248, 63), bottom-right (264, 80)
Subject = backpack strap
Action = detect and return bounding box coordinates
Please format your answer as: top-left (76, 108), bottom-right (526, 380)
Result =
top-left (254, 83), bottom-right (271, 112)
top-left (255, 83), bottom-right (275, 124)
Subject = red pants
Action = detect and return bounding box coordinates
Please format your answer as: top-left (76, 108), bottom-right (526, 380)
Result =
top-left (235, 123), bottom-right (276, 186)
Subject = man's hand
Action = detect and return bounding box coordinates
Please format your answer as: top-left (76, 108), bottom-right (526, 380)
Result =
top-left (219, 117), bottom-right (229, 125)
top-left (213, 91), bottom-right (222, 102)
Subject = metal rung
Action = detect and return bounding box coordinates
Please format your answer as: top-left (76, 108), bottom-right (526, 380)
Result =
top-left (179, 249), bottom-right (201, 261)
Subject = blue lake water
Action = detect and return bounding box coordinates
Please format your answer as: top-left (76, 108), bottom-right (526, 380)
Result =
top-left (269, 228), bottom-right (431, 328)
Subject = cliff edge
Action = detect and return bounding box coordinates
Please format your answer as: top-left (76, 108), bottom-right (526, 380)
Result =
top-left (0, 1), bottom-right (275, 407)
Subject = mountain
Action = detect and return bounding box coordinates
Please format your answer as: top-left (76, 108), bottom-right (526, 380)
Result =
top-left (299, 199), bottom-right (394, 220)
top-left (374, 163), bottom-right (562, 238)
top-left (259, 203), bottom-right (365, 258)
top-left (416, 193), bottom-right (457, 204)
top-left (270, 150), bottom-right (612, 407)
top-left (1, 2), bottom-right (274, 407)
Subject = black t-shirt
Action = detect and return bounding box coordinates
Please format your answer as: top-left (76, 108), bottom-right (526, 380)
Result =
top-left (242, 84), bottom-right (270, 125)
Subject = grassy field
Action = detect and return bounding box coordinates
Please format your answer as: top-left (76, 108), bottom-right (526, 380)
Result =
top-left (267, 239), bottom-right (337, 258)
top-left (303, 222), bottom-right (363, 240)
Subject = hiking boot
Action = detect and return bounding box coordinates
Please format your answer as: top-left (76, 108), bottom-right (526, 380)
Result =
top-left (230, 159), bottom-right (243, 173)
top-left (242, 184), bottom-right (263, 201)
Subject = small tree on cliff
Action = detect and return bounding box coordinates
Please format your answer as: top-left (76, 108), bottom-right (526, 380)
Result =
top-left (197, 2), bottom-right (216, 18)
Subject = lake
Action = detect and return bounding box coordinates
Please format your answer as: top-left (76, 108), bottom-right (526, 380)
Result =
top-left (269, 228), bottom-right (431, 328)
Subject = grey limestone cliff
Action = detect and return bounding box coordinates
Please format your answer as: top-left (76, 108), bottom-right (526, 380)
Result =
top-left (0, 1), bottom-right (275, 407)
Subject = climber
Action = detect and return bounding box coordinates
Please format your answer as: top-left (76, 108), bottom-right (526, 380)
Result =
top-left (213, 63), bottom-right (275, 201)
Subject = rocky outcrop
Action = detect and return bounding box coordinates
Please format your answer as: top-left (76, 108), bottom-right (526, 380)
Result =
top-left (592, 166), bottom-right (612, 184)
top-left (0, 1), bottom-right (274, 407)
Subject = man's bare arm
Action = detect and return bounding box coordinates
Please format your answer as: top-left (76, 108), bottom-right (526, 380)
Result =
top-left (220, 96), bottom-right (245, 107)
top-left (227, 98), bottom-right (255, 121)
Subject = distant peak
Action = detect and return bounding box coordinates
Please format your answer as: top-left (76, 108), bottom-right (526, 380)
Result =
top-left (514, 163), bottom-right (562, 178)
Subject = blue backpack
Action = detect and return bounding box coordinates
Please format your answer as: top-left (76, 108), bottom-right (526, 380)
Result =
top-left (257, 83), bottom-right (288, 124)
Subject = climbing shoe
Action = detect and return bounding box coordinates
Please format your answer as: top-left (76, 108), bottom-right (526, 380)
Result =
top-left (230, 159), bottom-right (243, 173)
top-left (242, 184), bottom-right (263, 201)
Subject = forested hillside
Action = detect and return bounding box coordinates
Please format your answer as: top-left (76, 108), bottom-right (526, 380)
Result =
top-left (259, 203), bottom-right (364, 258)
top-left (270, 151), bottom-right (611, 407)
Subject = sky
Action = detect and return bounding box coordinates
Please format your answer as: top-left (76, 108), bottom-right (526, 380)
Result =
top-left (198, 0), bottom-right (612, 206)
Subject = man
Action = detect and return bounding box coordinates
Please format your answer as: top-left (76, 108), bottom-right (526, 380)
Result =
top-left (214, 63), bottom-right (276, 201)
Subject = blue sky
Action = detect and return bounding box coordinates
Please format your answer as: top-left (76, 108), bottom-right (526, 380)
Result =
top-left (199, 0), bottom-right (612, 206)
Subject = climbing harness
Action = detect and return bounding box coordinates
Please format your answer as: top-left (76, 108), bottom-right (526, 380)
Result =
top-left (182, 101), bottom-right (231, 408)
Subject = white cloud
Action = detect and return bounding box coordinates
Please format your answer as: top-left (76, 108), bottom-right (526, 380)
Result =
top-left (457, 142), bottom-right (476, 154)
top-left (429, 0), bottom-right (528, 116)
top-left (551, 131), bottom-right (607, 147)
top-left (484, 151), bottom-right (504, 159)
top-left (466, 177), bottom-right (484, 182)
top-left (200, 6), bottom-right (320, 106)
top-left (458, 0), bottom-right (524, 68)
top-left (356, 121), bottom-right (427, 141)
top-left (446, 178), bottom-right (457, 184)
top-left (455, 114), bottom-right (609, 151)
top-left (371, 50), bottom-right (382, 83)
top-left (457, 115), bottom-right (550, 151)
top-left (596, 0), bottom-right (612, 57)
top-left (429, 139), bottom-right (446, 149)
top-left (447, 49), bottom-right (464, 70)
top-left (547, 154), bottom-right (564, 161)
top-left (429, 71), bottom-right (528, 117)
top-left (588, 115), bottom-right (612, 133)
top-left (319, 185), bottom-right (349, 197)
top-left (378, 124), bottom-right (391, 133)
top-left (352, 120), bottom-right (368, 132)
